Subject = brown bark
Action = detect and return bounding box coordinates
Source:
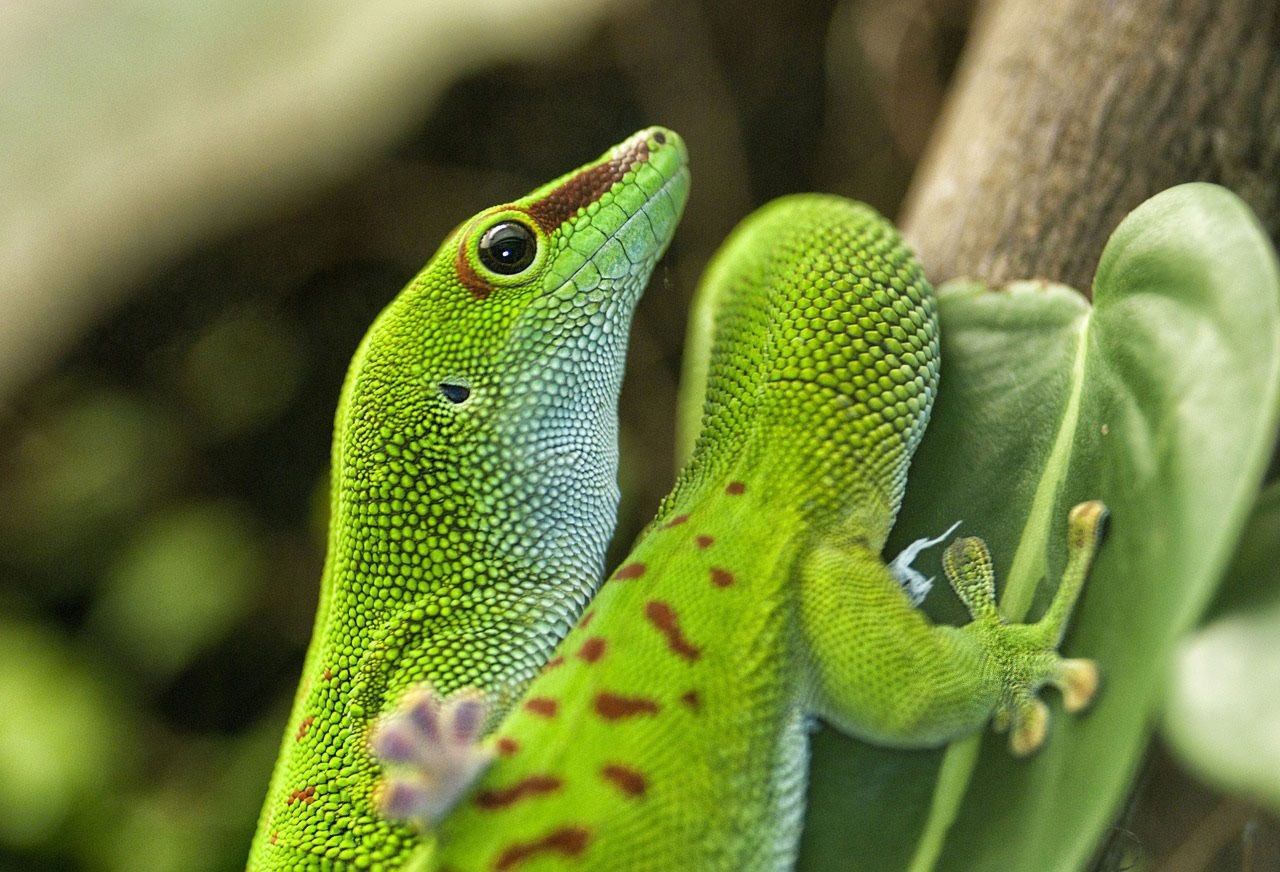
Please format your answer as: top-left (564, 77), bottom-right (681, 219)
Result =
top-left (900, 0), bottom-right (1280, 295)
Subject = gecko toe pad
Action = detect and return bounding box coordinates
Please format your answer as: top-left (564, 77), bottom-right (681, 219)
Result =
top-left (1007, 697), bottom-right (1049, 757)
top-left (371, 685), bottom-right (494, 828)
top-left (1055, 658), bottom-right (1099, 713)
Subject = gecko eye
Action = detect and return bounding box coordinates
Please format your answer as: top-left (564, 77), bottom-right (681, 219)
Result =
top-left (440, 382), bottom-right (471, 404)
top-left (478, 221), bottom-right (537, 275)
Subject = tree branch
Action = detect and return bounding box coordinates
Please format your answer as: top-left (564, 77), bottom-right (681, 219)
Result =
top-left (900, 0), bottom-right (1280, 295)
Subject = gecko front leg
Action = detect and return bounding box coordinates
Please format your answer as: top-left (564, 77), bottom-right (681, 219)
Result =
top-left (371, 686), bottom-right (495, 829)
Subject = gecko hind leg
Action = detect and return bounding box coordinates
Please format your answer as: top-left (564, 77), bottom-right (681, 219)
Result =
top-left (943, 500), bottom-right (1108, 756)
top-left (370, 684), bottom-right (494, 828)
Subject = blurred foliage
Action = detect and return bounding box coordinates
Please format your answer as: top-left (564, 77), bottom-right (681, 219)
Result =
top-left (1, 1), bottom-right (1277, 870)
top-left (1164, 481), bottom-right (1280, 815)
top-left (0, 0), bottom-right (624, 400)
top-left (0, 618), bottom-right (130, 853)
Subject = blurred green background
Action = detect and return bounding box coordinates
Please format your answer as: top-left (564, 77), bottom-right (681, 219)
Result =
top-left (0, 1), bottom-right (1273, 870)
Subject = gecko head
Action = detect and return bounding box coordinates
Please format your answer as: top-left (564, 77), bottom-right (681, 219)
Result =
top-left (334, 127), bottom-right (688, 579)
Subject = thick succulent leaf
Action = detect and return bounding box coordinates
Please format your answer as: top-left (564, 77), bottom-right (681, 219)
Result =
top-left (1162, 481), bottom-right (1280, 814)
top-left (800, 183), bottom-right (1280, 870)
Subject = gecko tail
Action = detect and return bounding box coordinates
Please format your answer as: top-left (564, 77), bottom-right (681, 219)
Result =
top-left (370, 684), bottom-right (494, 829)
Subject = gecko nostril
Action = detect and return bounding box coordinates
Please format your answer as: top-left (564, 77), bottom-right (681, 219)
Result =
top-left (652, 130), bottom-right (667, 145)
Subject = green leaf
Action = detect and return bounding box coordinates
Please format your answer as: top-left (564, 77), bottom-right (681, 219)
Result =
top-left (799, 183), bottom-right (1280, 870)
top-left (1162, 481), bottom-right (1280, 814)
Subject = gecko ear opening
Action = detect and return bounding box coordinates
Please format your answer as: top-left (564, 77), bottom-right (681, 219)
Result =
top-left (440, 382), bottom-right (471, 404)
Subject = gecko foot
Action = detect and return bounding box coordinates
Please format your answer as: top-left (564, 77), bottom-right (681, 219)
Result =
top-left (370, 684), bottom-right (494, 828)
top-left (944, 500), bottom-right (1108, 756)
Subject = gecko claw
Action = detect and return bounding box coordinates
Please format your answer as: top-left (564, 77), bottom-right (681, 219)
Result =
top-left (370, 684), bottom-right (494, 828)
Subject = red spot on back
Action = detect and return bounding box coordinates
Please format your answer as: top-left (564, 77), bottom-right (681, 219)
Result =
top-left (474, 775), bottom-right (563, 810)
top-left (577, 637), bottom-right (607, 663)
top-left (542, 656), bottom-right (565, 672)
top-left (644, 600), bottom-right (702, 661)
top-left (322, 668), bottom-right (334, 681)
top-left (600, 764), bottom-right (648, 797)
top-left (495, 826), bottom-right (591, 871)
top-left (524, 698), bottom-right (558, 718)
top-left (295, 715), bottom-right (315, 741)
top-left (695, 534), bottom-right (715, 549)
top-left (286, 785), bottom-right (316, 805)
top-left (663, 514), bottom-right (690, 529)
top-left (614, 562), bottom-right (647, 580)
top-left (594, 692), bottom-right (660, 720)
top-left (680, 690), bottom-right (702, 711)
top-left (709, 567), bottom-right (735, 588)
top-left (270, 831), bottom-right (279, 845)
top-left (578, 609), bottom-right (596, 628)
top-left (496, 737), bottom-right (520, 756)
top-left (726, 481), bottom-right (746, 495)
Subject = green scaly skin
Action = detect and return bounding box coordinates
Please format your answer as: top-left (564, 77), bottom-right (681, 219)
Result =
top-left (390, 195), bottom-right (1105, 870)
top-left (248, 127), bottom-right (690, 869)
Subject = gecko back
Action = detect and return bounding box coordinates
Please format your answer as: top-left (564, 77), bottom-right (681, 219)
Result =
top-left (672, 194), bottom-right (939, 542)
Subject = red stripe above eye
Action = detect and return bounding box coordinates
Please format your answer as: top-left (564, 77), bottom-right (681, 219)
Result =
top-left (451, 133), bottom-right (654, 302)
top-left (456, 244), bottom-right (492, 300)
top-left (525, 136), bottom-right (651, 234)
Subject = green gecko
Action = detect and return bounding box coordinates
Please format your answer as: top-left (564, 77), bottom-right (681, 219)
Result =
top-left (370, 195), bottom-right (1108, 870)
top-left (248, 127), bottom-right (691, 869)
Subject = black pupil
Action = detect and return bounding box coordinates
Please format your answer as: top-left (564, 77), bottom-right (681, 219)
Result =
top-left (440, 383), bottom-right (470, 404)
top-left (478, 221), bottom-right (536, 274)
